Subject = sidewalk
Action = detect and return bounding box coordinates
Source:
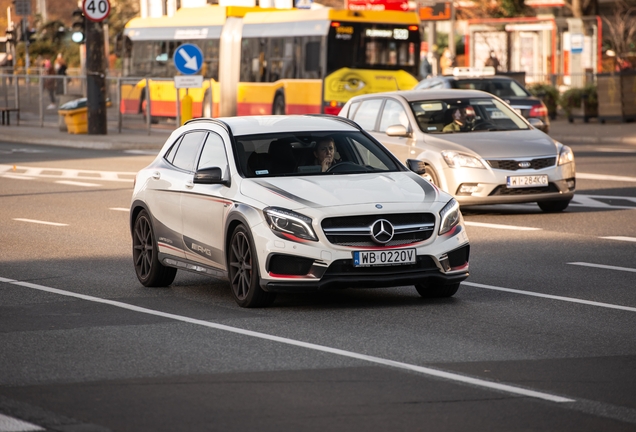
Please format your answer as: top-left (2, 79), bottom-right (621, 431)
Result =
top-left (0, 120), bottom-right (170, 151)
top-left (1, 116), bottom-right (636, 151)
top-left (548, 117), bottom-right (636, 145)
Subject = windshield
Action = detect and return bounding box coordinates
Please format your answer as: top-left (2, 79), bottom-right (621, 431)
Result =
top-left (234, 131), bottom-right (402, 178)
top-left (450, 79), bottom-right (530, 97)
top-left (410, 97), bottom-right (530, 134)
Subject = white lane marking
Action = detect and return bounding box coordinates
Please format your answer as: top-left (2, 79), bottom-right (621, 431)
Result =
top-left (0, 413), bottom-right (44, 431)
top-left (0, 276), bottom-right (574, 404)
top-left (2, 174), bottom-right (35, 180)
top-left (55, 180), bottom-right (101, 187)
top-left (594, 148), bottom-right (636, 153)
top-left (12, 218), bottom-right (68, 227)
top-left (577, 172), bottom-right (636, 183)
top-left (463, 282), bottom-right (636, 313)
top-left (568, 262), bottom-right (636, 273)
top-left (0, 164), bottom-right (136, 183)
top-left (600, 236), bottom-right (636, 243)
top-left (110, 207), bottom-right (130, 212)
top-left (464, 221), bottom-right (541, 231)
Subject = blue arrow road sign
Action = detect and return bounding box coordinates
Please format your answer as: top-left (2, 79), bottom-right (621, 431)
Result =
top-left (173, 43), bottom-right (203, 75)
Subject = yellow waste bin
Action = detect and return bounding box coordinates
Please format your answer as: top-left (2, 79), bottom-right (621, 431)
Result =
top-left (58, 98), bottom-right (111, 134)
top-left (58, 98), bottom-right (88, 134)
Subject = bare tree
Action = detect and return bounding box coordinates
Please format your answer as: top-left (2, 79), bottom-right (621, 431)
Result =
top-left (562, 0), bottom-right (598, 18)
top-left (603, 0), bottom-right (636, 67)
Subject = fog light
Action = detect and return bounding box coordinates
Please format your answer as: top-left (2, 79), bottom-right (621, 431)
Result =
top-left (566, 178), bottom-right (576, 190)
top-left (457, 183), bottom-right (479, 195)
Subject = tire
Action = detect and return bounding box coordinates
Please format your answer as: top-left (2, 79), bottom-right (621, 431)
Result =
top-left (228, 225), bottom-right (276, 308)
top-left (538, 199), bottom-right (571, 213)
top-left (415, 282), bottom-right (460, 298)
top-left (132, 210), bottom-right (177, 287)
top-left (203, 90), bottom-right (212, 118)
top-left (421, 164), bottom-right (439, 186)
top-left (273, 93), bottom-right (285, 115)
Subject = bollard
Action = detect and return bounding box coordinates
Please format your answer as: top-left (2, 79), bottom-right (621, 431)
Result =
top-left (181, 92), bottom-right (193, 125)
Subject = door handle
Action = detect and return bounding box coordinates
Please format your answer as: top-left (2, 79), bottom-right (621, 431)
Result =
top-left (152, 171), bottom-right (160, 180)
top-left (185, 180), bottom-right (194, 188)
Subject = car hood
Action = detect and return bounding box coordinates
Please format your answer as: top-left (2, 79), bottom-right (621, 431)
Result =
top-left (241, 172), bottom-right (440, 210)
top-left (422, 129), bottom-right (558, 159)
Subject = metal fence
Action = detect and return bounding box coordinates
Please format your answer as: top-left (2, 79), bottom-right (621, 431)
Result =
top-left (0, 70), bottom-right (600, 133)
top-left (0, 73), bottom-right (173, 135)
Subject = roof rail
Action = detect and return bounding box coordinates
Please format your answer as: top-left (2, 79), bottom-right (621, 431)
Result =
top-left (184, 117), bottom-right (231, 133)
top-left (304, 114), bottom-right (362, 131)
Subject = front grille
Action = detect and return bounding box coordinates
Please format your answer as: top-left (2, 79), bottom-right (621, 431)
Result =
top-left (489, 183), bottom-right (559, 196)
top-left (321, 213), bottom-right (435, 247)
top-left (487, 157), bottom-right (556, 171)
top-left (323, 256), bottom-right (438, 277)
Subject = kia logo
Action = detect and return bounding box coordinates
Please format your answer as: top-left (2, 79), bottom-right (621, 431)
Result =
top-left (518, 161), bottom-right (532, 168)
top-left (371, 219), bottom-right (394, 244)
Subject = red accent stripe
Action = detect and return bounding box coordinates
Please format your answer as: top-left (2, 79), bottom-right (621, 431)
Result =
top-left (451, 262), bottom-right (469, 271)
top-left (158, 242), bottom-right (183, 254)
top-left (268, 273), bottom-right (315, 279)
top-left (346, 242), bottom-right (422, 250)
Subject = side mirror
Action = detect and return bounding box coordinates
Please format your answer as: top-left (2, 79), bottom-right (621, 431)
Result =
top-left (406, 159), bottom-right (426, 175)
top-left (193, 167), bottom-right (229, 186)
top-left (385, 124), bottom-right (410, 137)
top-left (528, 118), bottom-right (545, 129)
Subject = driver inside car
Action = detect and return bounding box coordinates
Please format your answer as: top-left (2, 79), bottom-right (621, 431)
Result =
top-left (314, 137), bottom-right (339, 172)
top-left (442, 106), bottom-right (475, 133)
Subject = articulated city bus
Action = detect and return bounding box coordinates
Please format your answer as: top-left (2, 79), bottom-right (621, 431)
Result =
top-left (120, 5), bottom-right (420, 119)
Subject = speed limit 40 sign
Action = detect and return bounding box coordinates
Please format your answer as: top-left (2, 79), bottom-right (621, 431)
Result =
top-left (83, 0), bottom-right (110, 22)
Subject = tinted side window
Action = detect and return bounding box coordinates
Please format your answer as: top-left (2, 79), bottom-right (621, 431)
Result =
top-left (171, 131), bottom-right (207, 172)
top-left (198, 132), bottom-right (228, 171)
top-left (351, 99), bottom-right (382, 131)
top-left (379, 99), bottom-right (409, 132)
top-left (164, 136), bottom-right (183, 164)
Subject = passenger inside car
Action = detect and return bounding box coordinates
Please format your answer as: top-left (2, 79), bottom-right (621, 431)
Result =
top-left (313, 137), bottom-right (339, 172)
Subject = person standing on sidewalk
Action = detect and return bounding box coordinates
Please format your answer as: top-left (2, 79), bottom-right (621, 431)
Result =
top-left (43, 59), bottom-right (57, 110)
top-left (54, 53), bottom-right (67, 95)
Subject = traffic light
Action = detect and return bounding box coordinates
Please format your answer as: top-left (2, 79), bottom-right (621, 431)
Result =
top-left (17, 19), bottom-right (36, 44)
top-left (71, 8), bottom-right (85, 44)
top-left (5, 27), bottom-right (16, 43)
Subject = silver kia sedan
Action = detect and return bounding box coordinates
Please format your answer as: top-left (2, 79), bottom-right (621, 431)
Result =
top-left (339, 89), bottom-right (575, 212)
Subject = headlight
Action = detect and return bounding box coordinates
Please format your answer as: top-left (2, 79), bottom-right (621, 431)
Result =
top-left (263, 207), bottom-right (318, 242)
top-left (441, 151), bottom-right (485, 169)
top-left (558, 144), bottom-right (574, 165)
top-left (439, 198), bottom-right (461, 235)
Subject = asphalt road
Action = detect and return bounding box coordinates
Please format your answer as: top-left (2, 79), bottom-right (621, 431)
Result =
top-left (0, 137), bottom-right (635, 432)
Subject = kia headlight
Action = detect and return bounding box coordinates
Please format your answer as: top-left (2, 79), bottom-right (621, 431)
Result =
top-left (439, 198), bottom-right (461, 235)
top-left (263, 207), bottom-right (317, 242)
top-left (557, 144), bottom-right (574, 166)
top-left (441, 151), bottom-right (485, 169)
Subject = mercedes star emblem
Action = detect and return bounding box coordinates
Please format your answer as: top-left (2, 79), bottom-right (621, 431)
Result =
top-left (371, 219), bottom-right (394, 244)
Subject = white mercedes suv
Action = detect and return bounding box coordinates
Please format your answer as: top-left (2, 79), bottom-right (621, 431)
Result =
top-left (130, 115), bottom-right (470, 307)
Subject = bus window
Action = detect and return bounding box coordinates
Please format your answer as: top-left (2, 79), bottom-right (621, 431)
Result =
top-left (304, 40), bottom-right (321, 76)
top-left (268, 38), bottom-right (284, 82)
top-left (202, 39), bottom-right (220, 80)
